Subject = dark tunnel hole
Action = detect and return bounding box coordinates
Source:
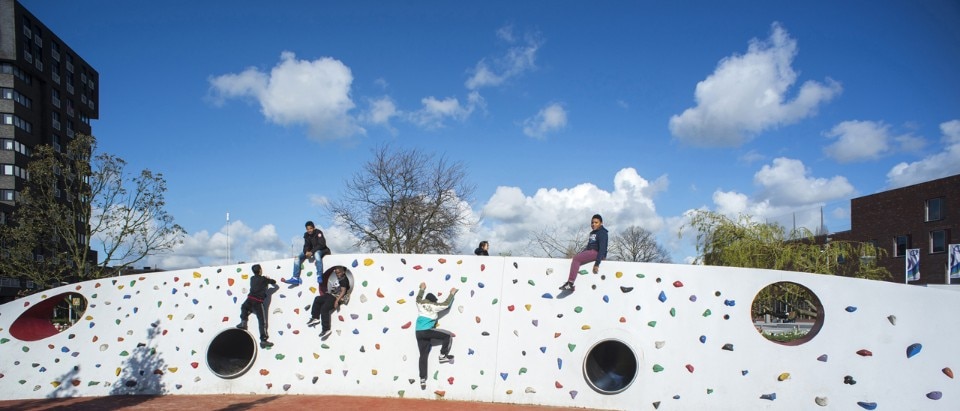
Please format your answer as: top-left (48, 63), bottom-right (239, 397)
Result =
top-left (207, 328), bottom-right (257, 379)
top-left (583, 339), bottom-right (638, 394)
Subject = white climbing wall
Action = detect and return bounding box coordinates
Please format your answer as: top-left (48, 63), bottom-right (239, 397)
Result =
top-left (0, 254), bottom-right (958, 410)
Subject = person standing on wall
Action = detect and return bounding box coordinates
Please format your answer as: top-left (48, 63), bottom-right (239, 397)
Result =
top-left (283, 221), bottom-right (331, 286)
top-left (307, 266), bottom-right (351, 339)
top-left (559, 214), bottom-right (608, 292)
top-left (236, 264), bottom-right (278, 348)
top-left (415, 282), bottom-right (458, 390)
top-left (474, 241), bottom-right (490, 256)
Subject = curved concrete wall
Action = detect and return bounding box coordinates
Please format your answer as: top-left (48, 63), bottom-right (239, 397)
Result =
top-left (0, 254), bottom-right (957, 409)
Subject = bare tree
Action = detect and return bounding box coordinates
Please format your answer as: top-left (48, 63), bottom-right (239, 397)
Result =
top-left (0, 135), bottom-right (185, 287)
top-left (529, 224), bottom-right (587, 258)
top-left (328, 145), bottom-right (475, 254)
top-left (610, 225), bottom-right (671, 263)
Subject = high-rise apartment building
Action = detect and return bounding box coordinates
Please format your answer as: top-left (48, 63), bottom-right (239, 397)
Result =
top-left (0, 0), bottom-right (98, 301)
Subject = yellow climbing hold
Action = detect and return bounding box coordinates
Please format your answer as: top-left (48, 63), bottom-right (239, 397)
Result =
top-left (85, 315), bottom-right (94, 321)
top-left (193, 272), bottom-right (202, 278)
top-left (581, 325), bottom-right (591, 330)
top-left (51, 381), bottom-right (61, 388)
top-left (115, 367), bottom-right (122, 376)
top-left (371, 369), bottom-right (378, 375)
top-left (778, 372), bottom-right (790, 381)
top-left (241, 274), bottom-right (249, 280)
top-left (168, 367), bottom-right (178, 373)
top-left (397, 299), bottom-right (406, 304)
top-left (364, 258), bottom-right (374, 266)
top-left (313, 353), bottom-right (320, 359)
top-left (616, 271), bottom-right (623, 278)
top-left (524, 304), bottom-right (531, 311)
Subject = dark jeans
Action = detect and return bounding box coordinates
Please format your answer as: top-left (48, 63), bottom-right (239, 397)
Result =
top-left (311, 294), bottom-right (336, 331)
top-left (239, 298), bottom-right (269, 341)
top-left (416, 329), bottom-right (452, 379)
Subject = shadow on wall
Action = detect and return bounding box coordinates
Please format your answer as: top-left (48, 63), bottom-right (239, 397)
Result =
top-left (109, 321), bottom-right (167, 396)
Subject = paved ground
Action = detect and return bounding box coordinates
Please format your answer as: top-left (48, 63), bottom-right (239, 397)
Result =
top-left (0, 395), bottom-right (586, 411)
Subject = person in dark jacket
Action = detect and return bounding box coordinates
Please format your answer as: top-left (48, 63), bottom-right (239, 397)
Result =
top-left (307, 266), bottom-right (351, 339)
top-left (284, 220), bottom-right (331, 286)
top-left (474, 241), bottom-right (489, 256)
top-left (559, 214), bottom-right (608, 291)
top-left (236, 264), bottom-right (278, 348)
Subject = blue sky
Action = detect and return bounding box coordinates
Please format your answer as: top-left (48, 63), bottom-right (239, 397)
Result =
top-left (21, 1), bottom-right (960, 269)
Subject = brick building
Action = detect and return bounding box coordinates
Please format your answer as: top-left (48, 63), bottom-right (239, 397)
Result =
top-left (0, 0), bottom-right (99, 303)
top-left (832, 174), bottom-right (959, 285)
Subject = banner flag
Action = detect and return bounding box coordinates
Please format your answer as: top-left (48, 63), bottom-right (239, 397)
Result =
top-left (950, 244), bottom-right (960, 279)
top-left (906, 248), bottom-right (920, 282)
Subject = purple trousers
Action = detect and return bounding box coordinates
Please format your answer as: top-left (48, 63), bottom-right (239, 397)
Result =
top-left (568, 250), bottom-right (599, 283)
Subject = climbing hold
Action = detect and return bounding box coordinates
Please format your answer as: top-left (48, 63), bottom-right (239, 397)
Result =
top-left (652, 364), bottom-right (664, 372)
top-left (524, 304), bottom-right (531, 311)
top-left (845, 306), bottom-right (857, 312)
top-left (555, 381), bottom-right (563, 389)
top-left (655, 341), bottom-right (665, 349)
top-left (724, 299), bottom-right (735, 306)
top-left (669, 307), bottom-right (676, 317)
top-left (574, 306), bottom-right (583, 313)
top-left (401, 321), bottom-right (412, 329)
top-left (760, 393), bottom-right (776, 401)
top-left (376, 288), bottom-right (384, 298)
top-left (815, 396), bottom-right (828, 406)
top-left (856, 401), bottom-right (877, 410)
top-left (615, 271), bottom-right (623, 278)
top-left (856, 349), bottom-right (873, 357)
top-left (699, 335), bottom-right (706, 344)
top-left (569, 390), bottom-right (578, 399)
top-left (658, 291), bottom-right (667, 302)
top-left (843, 375), bottom-right (856, 385)
top-left (567, 343), bottom-right (576, 352)
top-left (581, 325), bottom-right (591, 330)
top-left (652, 401), bottom-right (660, 409)
top-left (620, 286), bottom-right (633, 293)
top-left (926, 391), bottom-right (942, 400)
top-left (887, 315), bottom-right (896, 325)
top-left (528, 279), bottom-right (535, 286)
top-left (721, 343), bottom-right (734, 351)
top-left (943, 367), bottom-right (954, 379)
top-left (542, 293), bottom-right (553, 299)
top-left (364, 258), bottom-right (374, 266)
top-left (689, 295), bottom-right (697, 302)
top-left (351, 259), bottom-right (358, 268)
top-left (500, 373), bottom-right (508, 381)
top-left (777, 373), bottom-right (790, 381)
top-left (906, 343), bottom-right (922, 358)
top-left (557, 358), bottom-right (563, 369)
top-left (685, 364), bottom-right (694, 373)
top-left (703, 309), bottom-right (712, 317)
top-left (741, 370), bottom-right (748, 376)
top-left (647, 321), bottom-right (657, 328)
top-left (602, 295), bottom-right (609, 303)
top-left (817, 354), bottom-right (828, 362)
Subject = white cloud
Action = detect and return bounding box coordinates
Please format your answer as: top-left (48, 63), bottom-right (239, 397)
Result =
top-left (823, 120), bottom-right (925, 163)
top-left (823, 120), bottom-right (891, 162)
top-left (465, 28), bottom-right (541, 90)
top-left (754, 157), bottom-right (855, 207)
top-left (669, 22), bottom-right (841, 147)
top-left (146, 221), bottom-right (288, 270)
top-left (409, 91), bottom-right (484, 128)
top-left (476, 168), bottom-right (668, 256)
top-left (886, 119), bottom-right (960, 188)
top-left (522, 103), bottom-right (568, 138)
top-left (209, 51), bottom-right (363, 141)
top-left (363, 96), bottom-right (400, 128)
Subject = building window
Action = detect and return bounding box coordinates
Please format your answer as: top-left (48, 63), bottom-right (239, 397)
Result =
top-left (2, 113), bottom-right (33, 133)
top-left (930, 230), bottom-right (947, 254)
top-left (894, 235), bottom-right (911, 257)
top-left (0, 190), bottom-right (17, 202)
top-left (925, 198), bottom-right (943, 222)
top-left (1, 139), bottom-right (31, 156)
top-left (52, 111), bottom-right (61, 130)
top-left (52, 89), bottom-right (61, 108)
top-left (1, 88), bottom-right (32, 108)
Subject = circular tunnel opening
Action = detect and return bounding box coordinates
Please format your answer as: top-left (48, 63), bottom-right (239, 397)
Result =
top-left (207, 328), bottom-right (257, 379)
top-left (10, 292), bottom-right (87, 341)
top-left (751, 281), bottom-right (824, 346)
top-left (582, 339), bottom-right (639, 394)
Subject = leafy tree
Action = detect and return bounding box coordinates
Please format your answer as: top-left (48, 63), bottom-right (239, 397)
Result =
top-left (610, 225), bottom-right (672, 263)
top-left (328, 144), bottom-right (475, 254)
top-left (682, 210), bottom-right (889, 279)
top-left (682, 210), bottom-right (890, 325)
top-left (0, 135), bottom-right (185, 288)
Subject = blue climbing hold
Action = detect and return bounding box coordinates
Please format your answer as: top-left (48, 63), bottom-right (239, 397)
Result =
top-left (845, 306), bottom-right (857, 312)
top-left (906, 343), bottom-right (922, 358)
top-left (351, 259), bottom-right (358, 268)
top-left (760, 393), bottom-right (776, 401)
top-left (658, 291), bottom-right (667, 302)
top-left (500, 372), bottom-right (508, 381)
top-left (542, 293), bottom-right (554, 299)
top-left (724, 299), bottom-right (735, 306)
top-left (699, 335), bottom-right (706, 344)
top-left (857, 401), bottom-right (877, 410)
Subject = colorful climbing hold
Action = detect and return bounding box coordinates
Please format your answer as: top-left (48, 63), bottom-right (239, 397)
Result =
top-left (856, 401), bottom-right (877, 410)
top-left (845, 306), bottom-right (857, 312)
top-left (906, 343), bottom-right (922, 358)
top-left (856, 349), bottom-right (873, 357)
top-left (658, 291), bottom-right (667, 302)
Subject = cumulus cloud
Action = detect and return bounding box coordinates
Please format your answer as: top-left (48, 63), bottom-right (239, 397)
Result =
top-left (477, 168), bottom-right (668, 256)
top-left (669, 22), bottom-right (842, 147)
top-left (754, 157), bottom-right (855, 207)
top-left (362, 96), bottom-right (400, 128)
top-left (887, 119), bottom-right (960, 188)
top-left (409, 91), bottom-right (485, 128)
top-left (823, 120), bottom-right (925, 163)
top-left (522, 103), bottom-right (568, 138)
top-left (209, 51), bottom-right (363, 141)
top-left (465, 26), bottom-right (541, 90)
top-left (145, 221), bottom-right (288, 270)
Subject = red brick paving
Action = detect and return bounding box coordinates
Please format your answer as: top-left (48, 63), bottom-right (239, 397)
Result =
top-left (0, 395), bottom-right (588, 411)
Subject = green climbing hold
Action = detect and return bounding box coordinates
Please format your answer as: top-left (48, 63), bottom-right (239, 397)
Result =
top-left (119, 350), bottom-right (129, 356)
top-left (275, 354), bottom-right (285, 360)
top-left (707, 389), bottom-right (714, 394)
top-left (528, 279), bottom-right (536, 286)
top-left (648, 321), bottom-right (657, 328)
top-left (298, 357), bottom-right (303, 363)
top-left (368, 313), bottom-right (373, 320)
top-left (670, 308), bottom-right (676, 317)
top-left (339, 355), bottom-right (345, 361)
top-left (471, 384), bottom-right (478, 390)
top-left (461, 276), bottom-right (468, 283)
top-left (362, 280), bottom-right (368, 287)
top-left (321, 344), bottom-right (330, 349)
top-left (703, 309), bottom-right (712, 317)
top-left (653, 364), bottom-right (664, 372)
top-left (574, 306), bottom-right (583, 313)
top-left (579, 269), bottom-right (589, 275)
top-left (0, 338), bottom-right (9, 344)
top-left (637, 273), bottom-right (646, 278)
top-left (492, 298), bottom-right (499, 305)
top-left (382, 305), bottom-right (390, 312)
top-left (398, 390), bottom-right (405, 398)
top-left (519, 367), bottom-right (528, 374)
top-left (568, 343), bottom-right (577, 352)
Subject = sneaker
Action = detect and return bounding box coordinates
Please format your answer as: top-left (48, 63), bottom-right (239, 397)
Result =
top-left (235, 322), bottom-right (247, 330)
top-left (420, 378), bottom-right (427, 390)
top-left (307, 318), bottom-right (321, 327)
top-left (260, 340), bottom-right (274, 348)
top-left (320, 329), bottom-right (332, 339)
top-left (283, 277), bottom-right (302, 286)
top-left (439, 354), bottom-right (454, 363)
top-left (559, 281), bottom-right (575, 291)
